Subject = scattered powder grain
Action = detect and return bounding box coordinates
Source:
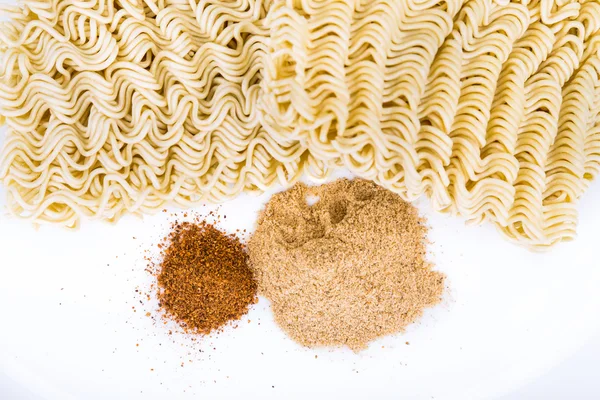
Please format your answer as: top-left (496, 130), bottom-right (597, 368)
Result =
top-left (156, 220), bottom-right (257, 335)
top-left (248, 179), bottom-right (445, 351)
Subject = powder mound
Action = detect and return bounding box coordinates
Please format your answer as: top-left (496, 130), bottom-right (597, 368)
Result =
top-left (248, 179), bottom-right (445, 351)
top-left (157, 221), bottom-right (257, 335)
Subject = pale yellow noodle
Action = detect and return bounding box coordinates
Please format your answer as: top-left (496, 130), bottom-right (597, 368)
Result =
top-left (1, 0), bottom-right (600, 250)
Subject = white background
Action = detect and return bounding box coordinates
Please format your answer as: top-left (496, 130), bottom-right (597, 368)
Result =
top-left (4, 338), bottom-right (600, 399)
top-left (506, 334), bottom-right (600, 399)
top-left (0, 170), bottom-right (599, 400)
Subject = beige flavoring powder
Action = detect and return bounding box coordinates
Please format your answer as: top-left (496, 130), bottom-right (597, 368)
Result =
top-left (248, 179), bottom-right (445, 351)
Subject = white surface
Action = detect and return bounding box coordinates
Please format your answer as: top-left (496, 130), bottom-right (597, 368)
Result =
top-left (504, 332), bottom-right (600, 399)
top-left (0, 171), bottom-right (599, 400)
top-left (4, 336), bottom-right (600, 399)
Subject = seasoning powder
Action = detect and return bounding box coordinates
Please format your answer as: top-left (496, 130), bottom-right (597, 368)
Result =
top-left (157, 221), bottom-right (257, 335)
top-left (248, 179), bottom-right (445, 351)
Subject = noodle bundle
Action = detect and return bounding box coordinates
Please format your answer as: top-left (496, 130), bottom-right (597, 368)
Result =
top-left (1, 0), bottom-right (600, 249)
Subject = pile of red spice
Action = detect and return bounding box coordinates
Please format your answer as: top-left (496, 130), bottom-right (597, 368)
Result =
top-left (156, 220), bottom-right (257, 335)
